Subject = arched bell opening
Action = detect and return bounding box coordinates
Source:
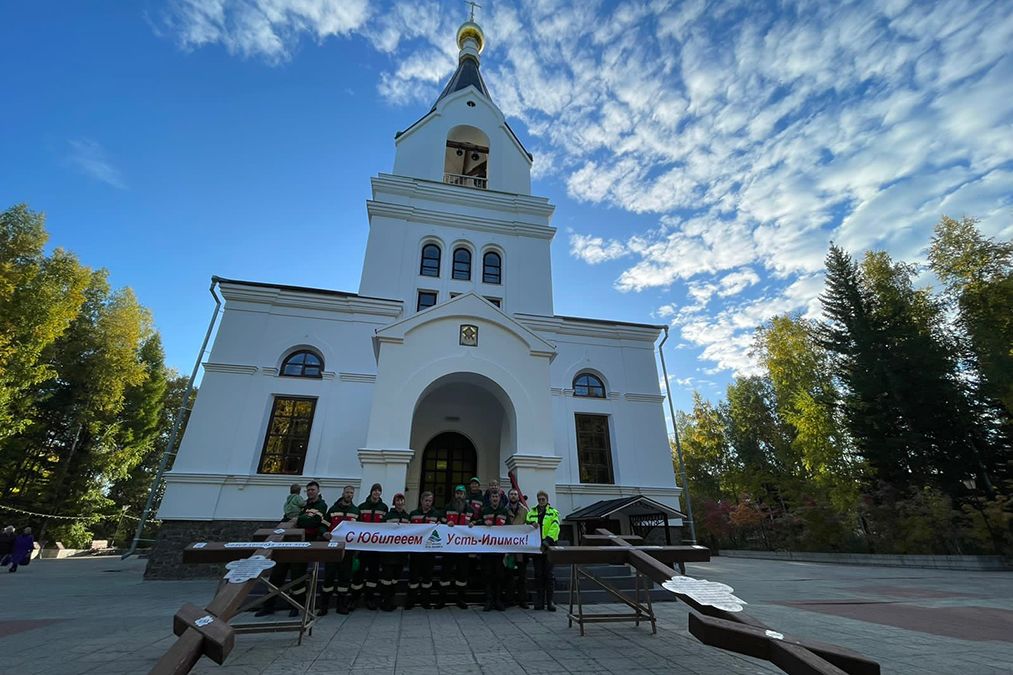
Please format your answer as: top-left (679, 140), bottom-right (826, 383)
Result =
top-left (444, 125), bottom-right (489, 189)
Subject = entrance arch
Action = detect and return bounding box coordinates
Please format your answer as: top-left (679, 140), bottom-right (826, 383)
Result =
top-left (419, 432), bottom-right (477, 508)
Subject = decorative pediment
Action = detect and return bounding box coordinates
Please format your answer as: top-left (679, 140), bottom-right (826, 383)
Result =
top-left (372, 292), bottom-right (556, 362)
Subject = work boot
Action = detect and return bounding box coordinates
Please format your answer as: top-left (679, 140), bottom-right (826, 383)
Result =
top-left (545, 587), bottom-right (556, 612)
top-left (336, 594), bottom-right (351, 615)
top-left (317, 592), bottom-right (331, 616)
top-left (366, 591), bottom-right (378, 611)
top-left (404, 588), bottom-right (416, 611)
top-left (455, 587), bottom-right (468, 610)
top-left (380, 586), bottom-right (395, 612)
top-left (483, 591), bottom-right (494, 612)
top-left (433, 587), bottom-right (446, 609)
top-left (518, 578), bottom-right (529, 609)
top-left (494, 590), bottom-right (505, 612)
top-left (420, 586), bottom-right (432, 609)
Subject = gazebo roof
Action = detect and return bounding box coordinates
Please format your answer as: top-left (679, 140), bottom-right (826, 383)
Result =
top-left (565, 495), bottom-right (686, 521)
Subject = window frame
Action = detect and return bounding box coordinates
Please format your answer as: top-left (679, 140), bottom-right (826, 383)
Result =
top-left (452, 247), bottom-right (472, 281)
top-left (280, 350), bottom-right (324, 379)
top-left (417, 290), bottom-right (438, 311)
top-left (258, 396), bottom-right (317, 475)
top-left (420, 243), bottom-right (441, 277)
top-left (573, 372), bottom-right (606, 398)
top-left (482, 251), bottom-right (502, 285)
top-left (574, 413), bottom-right (615, 485)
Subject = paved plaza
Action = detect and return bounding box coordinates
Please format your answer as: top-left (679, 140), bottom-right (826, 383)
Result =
top-left (1, 555), bottom-right (1011, 674)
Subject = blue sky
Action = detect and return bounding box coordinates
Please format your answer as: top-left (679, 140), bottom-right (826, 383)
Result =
top-left (1, 1), bottom-right (1010, 413)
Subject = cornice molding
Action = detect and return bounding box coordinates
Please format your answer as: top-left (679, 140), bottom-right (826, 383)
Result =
top-left (358, 448), bottom-right (415, 466)
top-left (505, 454), bottom-right (562, 471)
top-left (203, 362), bottom-right (258, 375)
top-left (624, 393), bottom-right (666, 403)
top-left (340, 372), bottom-right (377, 383)
top-left (515, 313), bottom-right (661, 342)
top-left (219, 282), bottom-right (402, 318)
top-left (367, 200), bottom-right (555, 241)
top-left (556, 483), bottom-right (682, 498)
top-left (163, 472), bottom-right (361, 490)
top-left (371, 173), bottom-right (554, 219)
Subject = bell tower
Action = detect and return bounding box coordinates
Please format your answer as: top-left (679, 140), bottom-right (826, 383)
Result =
top-left (358, 13), bottom-right (555, 317)
top-left (390, 15), bottom-right (534, 195)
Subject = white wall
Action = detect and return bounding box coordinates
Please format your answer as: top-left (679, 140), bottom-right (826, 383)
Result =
top-left (159, 288), bottom-right (683, 521)
top-left (358, 174), bottom-right (556, 316)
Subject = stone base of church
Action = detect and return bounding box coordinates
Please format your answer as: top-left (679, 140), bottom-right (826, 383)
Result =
top-left (143, 519), bottom-right (276, 580)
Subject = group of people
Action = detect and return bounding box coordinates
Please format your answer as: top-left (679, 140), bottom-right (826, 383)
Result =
top-left (257, 477), bottom-right (560, 616)
top-left (0, 525), bottom-right (35, 572)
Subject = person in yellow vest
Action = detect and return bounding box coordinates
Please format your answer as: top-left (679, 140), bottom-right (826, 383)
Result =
top-left (524, 490), bottom-right (560, 611)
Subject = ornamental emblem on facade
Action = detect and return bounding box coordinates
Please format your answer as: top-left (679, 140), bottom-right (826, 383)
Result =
top-left (459, 324), bottom-right (478, 346)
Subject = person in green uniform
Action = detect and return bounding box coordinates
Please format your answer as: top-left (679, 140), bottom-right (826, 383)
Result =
top-left (471, 489), bottom-right (509, 611)
top-left (319, 485), bottom-right (359, 615)
top-left (257, 480), bottom-right (327, 617)
top-left (380, 493), bottom-right (412, 611)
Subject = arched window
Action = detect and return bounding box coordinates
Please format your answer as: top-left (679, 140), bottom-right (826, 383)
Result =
top-left (420, 244), bottom-right (441, 277)
top-left (452, 248), bottom-right (472, 280)
top-left (281, 350), bottom-right (323, 378)
top-left (573, 373), bottom-right (606, 398)
top-left (482, 251), bottom-right (502, 284)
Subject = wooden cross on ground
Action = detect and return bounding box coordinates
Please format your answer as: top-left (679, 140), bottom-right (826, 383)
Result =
top-left (548, 529), bottom-right (880, 675)
top-left (150, 518), bottom-right (345, 675)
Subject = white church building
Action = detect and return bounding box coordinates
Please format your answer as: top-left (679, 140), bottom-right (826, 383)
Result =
top-left (152, 19), bottom-right (684, 567)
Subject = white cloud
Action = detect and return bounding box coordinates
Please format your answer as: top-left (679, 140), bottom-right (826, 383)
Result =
top-left (568, 233), bottom-right (627, 265)
top-left (164, 0), bottom-right (371, 62)
top-left (158, 0), bottom-right (1013, 376)
top-left (66, 139), bottom-right (126, 189)
top-left (718, 268), bottom-right (760, 297)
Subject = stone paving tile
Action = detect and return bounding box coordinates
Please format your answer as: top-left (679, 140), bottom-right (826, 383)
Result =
top-left (5, 556), bottom-right (1013, 674)
top-left (437, 652), bottom-right (480, 666)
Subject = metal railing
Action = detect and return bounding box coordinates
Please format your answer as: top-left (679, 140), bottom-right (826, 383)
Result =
top-left (444, 172), bottom-right (487, 189)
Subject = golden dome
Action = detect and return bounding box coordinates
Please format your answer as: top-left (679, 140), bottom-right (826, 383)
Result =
top-left (456, 21), bottom-right (485, 53)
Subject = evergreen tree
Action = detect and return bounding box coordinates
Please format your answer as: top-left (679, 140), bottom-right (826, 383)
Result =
top-left (858, 250), bottom-right (988, 496)
top-left (105, 372), bottom-right (192, 544)
top-left (820, 244), bottom-right (912, 489)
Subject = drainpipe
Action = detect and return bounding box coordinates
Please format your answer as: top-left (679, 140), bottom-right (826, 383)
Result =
top-left (122, 277), bottom-right (223, 559)
top-left (658, 326), bottom-right (697, 545)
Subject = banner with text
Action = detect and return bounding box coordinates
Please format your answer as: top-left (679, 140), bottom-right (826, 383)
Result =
top-left (330, 522), bottom-right (541, 554)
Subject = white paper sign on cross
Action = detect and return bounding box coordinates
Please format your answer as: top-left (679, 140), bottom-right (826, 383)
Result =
top-left (662, 575), bottom-right (748, 612)
top-left (224, 554), bottom-right (276, 584)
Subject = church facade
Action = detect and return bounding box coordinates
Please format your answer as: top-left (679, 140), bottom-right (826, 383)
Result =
top-left (155, 20), bottom-right (683, 553)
